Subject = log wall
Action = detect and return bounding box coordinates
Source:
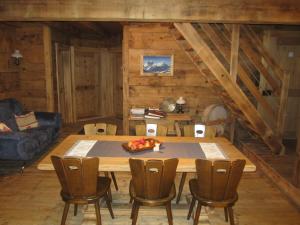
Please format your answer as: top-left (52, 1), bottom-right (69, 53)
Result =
top-left (123, 23), bottom-right (222, 133)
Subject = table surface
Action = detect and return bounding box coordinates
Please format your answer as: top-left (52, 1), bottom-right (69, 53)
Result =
top-left (37, 135), bottom-right (256, 172)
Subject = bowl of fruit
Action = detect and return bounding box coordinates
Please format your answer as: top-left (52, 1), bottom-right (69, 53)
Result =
top-left (122, 138), bottom-right (160, 153)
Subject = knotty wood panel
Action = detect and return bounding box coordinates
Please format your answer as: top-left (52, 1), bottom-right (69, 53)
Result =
top-left (74, 47), bottom-right (100, 120)
top-left (123, 23), bottom-right (221, 134)
top-left (1, 0), bottom-right (300, 24)
top-left (15, 24), bottom-right (47, 111)
top-left (0, 24), bottom-right (20, 99)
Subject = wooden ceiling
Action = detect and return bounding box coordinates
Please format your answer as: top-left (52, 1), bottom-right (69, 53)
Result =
top-left (0, 0), bottom-right (300, 24)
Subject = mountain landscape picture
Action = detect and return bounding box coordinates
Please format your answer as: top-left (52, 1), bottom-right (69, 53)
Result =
top-left (142, 55), bottom-right (173, 76)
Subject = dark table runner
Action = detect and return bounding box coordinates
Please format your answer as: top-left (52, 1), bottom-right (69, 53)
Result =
top-left (87, 141), bottom-right (206, 159)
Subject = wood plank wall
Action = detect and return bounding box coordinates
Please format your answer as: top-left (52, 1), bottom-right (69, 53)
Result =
top-left (123, 23), bottom-right (222, 133)
top-left (263, 29), bottom-right (300, 139)
top-left (0, 24), bottom-right (20, 99)
top-left (15, 24), bottom-right (48, 111)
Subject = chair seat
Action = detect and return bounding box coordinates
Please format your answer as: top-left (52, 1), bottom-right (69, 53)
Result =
top-left (189, 179), bottom-right (238, 207)
top-left (129, 180), bottom-right (176, 206)
top-left (61, 176), bottom-right (111, 203)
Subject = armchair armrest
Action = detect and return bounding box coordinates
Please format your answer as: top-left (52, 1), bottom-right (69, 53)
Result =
top-left (35, 112), bottom-right (62, 131)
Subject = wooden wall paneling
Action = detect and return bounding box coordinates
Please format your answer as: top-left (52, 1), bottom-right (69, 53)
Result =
top-left (0, 24), bottom-right (20, 99)
top-left (124, 23), bottom-right (222, 134)
top-left (54, 44), bottom-right (74, 123)
top-left (111, 50), bottom-right (123, 118)
top-left (123, 25), bottom-right (130, 134)
top-left (1, 0), bottom-right (300, 24)
top-left (43, 25), bottom-right (54, 112)
top-left (100, 49), bottom-right (114, 117)
top-left (16, 24), bottom-right (47, 111)
top-left (73, 47), bottom-right (100, 120)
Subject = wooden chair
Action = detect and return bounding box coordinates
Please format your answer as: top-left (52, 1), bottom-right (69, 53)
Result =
top-left (183, 124), bottom-right (217, 138)
top-left (135, 124), bottom-right (168, 136)
top-left (129, 158), bottom-right (179, 225)
top-left (83, 123), bottom-right (119, 191)
top-left (176, 124), bottom-right (217, 203)
top-left (51, 156), bottom-right (114, 225)
top-left (188, 159), bottom-right (246, 225)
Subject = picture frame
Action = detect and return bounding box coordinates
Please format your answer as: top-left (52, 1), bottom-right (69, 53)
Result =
top-left (140, 55), bottom-right (174, 76)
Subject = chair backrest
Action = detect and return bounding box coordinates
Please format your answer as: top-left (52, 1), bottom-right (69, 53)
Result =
top-left (135, 124), bottom-right (168, 136)
top-left (84, 123), bottom-right (117, 135)
top-left (95, 123), bottom-right (107, 135)
top-left (129, 158), bottom-right (178, 200)
top-left (183, 125), bottom-right (216, 138)
top-left (84, 124), bottom-right (96, 135)
top-left (195, 159), bottom-right (246, 201)
top-left (51, 156), bottom-right (99, 197)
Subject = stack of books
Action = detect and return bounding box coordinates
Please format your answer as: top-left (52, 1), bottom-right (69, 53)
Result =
top-left (144, 109), bottom-right (166, 119)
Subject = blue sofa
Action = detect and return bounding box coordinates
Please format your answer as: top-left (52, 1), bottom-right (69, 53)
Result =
top-left (0, 98), bottom-right (61, 160)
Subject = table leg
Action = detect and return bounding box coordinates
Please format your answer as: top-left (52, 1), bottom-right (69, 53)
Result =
top-left (176, 172), bottom-right (187, 204)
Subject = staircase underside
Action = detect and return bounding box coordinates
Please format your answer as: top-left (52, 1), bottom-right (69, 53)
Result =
top-left (172, 22), bottom-right (284, 154)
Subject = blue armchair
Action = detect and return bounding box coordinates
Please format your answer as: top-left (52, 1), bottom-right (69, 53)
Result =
top-left (0, 98), bottom-right (61, 160)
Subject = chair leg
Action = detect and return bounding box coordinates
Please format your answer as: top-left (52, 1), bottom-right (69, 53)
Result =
top-left (61, 202), bottom-right (70, 225)
top-left (130, 200), bottom-right (136, 219)
top-left (111, 172), bottom-right (119, 191)
top-left (95, 201), bottom-right (102, 225)
top-left (129, 196), bottom-right (133, 204)
top-left (131, 202), bottom-right (140, 225)
top-left (228, 207), bottom-right (235, 225)
top-left (105, 193), bottom-right (114, 219)
top-left (193, 202), bottom-right (202, 225)
top-left (166, 202), bottom-right (173, 225)
top-left (74, 204), bottom-right (78, 216)
top-left (176, 172), bottom-right (187, 204)
top-left (224, 207), bottom-right (228, 222)
top-left (187, 197), bottom-right (196, 220)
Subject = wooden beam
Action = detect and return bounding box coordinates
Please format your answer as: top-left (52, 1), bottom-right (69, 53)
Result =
top-left (229, 24), bottom-right (240, 142)
top-left (200, 24), bottom-right (276, 122)
top-left (43, 25), bottom-right (54, 112)
top-left (225, 24), bottom-right (281, 95)
top-left (1, 0), bottom-right (300, 24)
top-left (243, 25), bottom-right (285, 82)
top-left (175, 23), bottom-right (283, 153)
top-left (230, 24), bottom-right (239, 82)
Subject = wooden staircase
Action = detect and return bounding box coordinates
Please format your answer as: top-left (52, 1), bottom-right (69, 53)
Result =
top-left (171, 23), bottom-right (289, 154)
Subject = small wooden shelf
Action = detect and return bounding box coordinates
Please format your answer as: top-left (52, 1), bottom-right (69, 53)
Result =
top-left (129, 113), bottom-right (192, 121)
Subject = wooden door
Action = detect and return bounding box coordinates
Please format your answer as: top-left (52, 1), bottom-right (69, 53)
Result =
top-left (74, 47), bottom-right (101, 120)
top-left (55, 43), bottom-right (76, 123)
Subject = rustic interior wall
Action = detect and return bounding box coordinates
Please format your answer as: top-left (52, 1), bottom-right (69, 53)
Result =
top-left (0, 24), bottom-right (20, 100)
top-left (14, 23), bottom-right (48, 111)
top-left (263, 29), bottom-right (300, 139)
top-left (123, 23), bottom-right (222, 133)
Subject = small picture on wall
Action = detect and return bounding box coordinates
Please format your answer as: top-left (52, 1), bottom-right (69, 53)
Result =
top-left (141, 55), bottom-right (174, 76)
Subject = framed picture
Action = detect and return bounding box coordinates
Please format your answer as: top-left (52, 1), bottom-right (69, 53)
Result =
top-left (141, 55), bottom-right (174, 76)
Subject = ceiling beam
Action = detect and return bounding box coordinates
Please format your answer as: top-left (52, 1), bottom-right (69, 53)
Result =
top-left (0, 0), bottom-right (300, 24)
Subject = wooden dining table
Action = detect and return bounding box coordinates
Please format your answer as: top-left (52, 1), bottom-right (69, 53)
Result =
top-left (37, 135), bottom-right (256, 172)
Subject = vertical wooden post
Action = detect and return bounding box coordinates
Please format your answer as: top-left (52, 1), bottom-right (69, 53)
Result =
top-left (277, 71), bottom-right (290, 154)
top-left (122, 25), bottom-right (130, 135)
top-left (229, 24), bottom-right (240, 143)
top-left (43, 25), bottom-right (54, 112)
top-left (293, 120), bottom-right (300, 188)
top-left (70, 46), bottom-right (77, 123)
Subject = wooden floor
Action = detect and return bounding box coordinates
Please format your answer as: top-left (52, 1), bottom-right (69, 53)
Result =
top-left (0, 119), bottom-right (300, 225)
